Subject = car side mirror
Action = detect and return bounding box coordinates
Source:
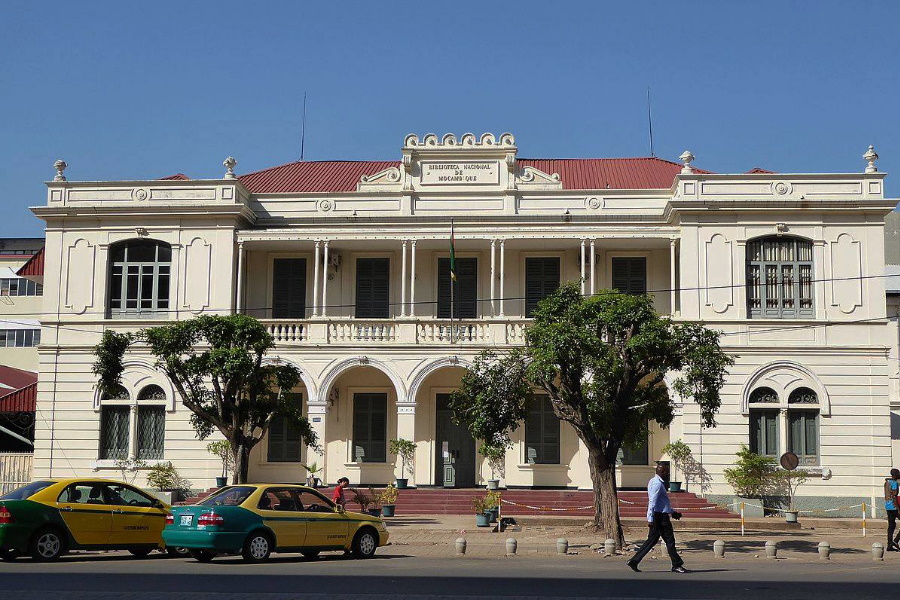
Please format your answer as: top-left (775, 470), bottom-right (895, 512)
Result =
top-left (336, 505), bottom-right (345, 514)
top-left (152, 499), bottom-right (164, 509)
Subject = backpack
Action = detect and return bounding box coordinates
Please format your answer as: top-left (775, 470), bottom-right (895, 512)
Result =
top-left (885, 479), bottom-right (896, 503)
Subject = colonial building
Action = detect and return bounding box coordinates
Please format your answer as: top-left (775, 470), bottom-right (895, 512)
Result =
top-left (28, 135), bottom-right (897, 511)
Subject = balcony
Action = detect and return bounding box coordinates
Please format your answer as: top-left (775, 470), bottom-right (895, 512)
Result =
top-left (264, 318), bottom-right (530, 346)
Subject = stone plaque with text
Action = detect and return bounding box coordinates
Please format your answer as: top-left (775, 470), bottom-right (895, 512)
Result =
top-left (420, 161), bottom-right (500, 185)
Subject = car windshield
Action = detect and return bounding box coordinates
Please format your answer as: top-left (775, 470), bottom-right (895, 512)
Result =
top-left (197, 486), bottom-right (255, 507)
top-left (0, 480), bottom-right (56, 500)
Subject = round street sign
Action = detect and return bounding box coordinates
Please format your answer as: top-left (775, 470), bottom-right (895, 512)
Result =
top-left (780, 451), bottom-right (799, 471)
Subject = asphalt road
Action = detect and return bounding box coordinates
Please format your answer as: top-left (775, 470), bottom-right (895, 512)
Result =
top-left (0, 551), bottom-right (897, 600)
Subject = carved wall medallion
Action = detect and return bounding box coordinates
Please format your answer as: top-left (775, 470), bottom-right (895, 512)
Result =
top-left (317, 199), bottom-right (335, 212)
top-left (585, 196), bottom-right (604, 210)
top-left (772, 181), bottom-right (793, 196)
top-left (132, 187), bottom-right (150, 201)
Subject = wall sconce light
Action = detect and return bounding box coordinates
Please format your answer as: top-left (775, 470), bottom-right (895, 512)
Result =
top-left (775, 222), bottom-right (788, 236)
top-left (562, 209), bottom-right (571, 222)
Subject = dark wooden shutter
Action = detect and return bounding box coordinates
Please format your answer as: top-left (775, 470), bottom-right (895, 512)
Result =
top-left (355, 258), bottom-right (390, 318)
top-left (525, 395), bottom-right (560, 464)
top-left (268, 393), bottom-right (303, 462)
top-left (272, 259), bottom-right (307, 318)
top-left (352, 393), bottom-right (387, 463)
top-left (525, 257), bottom-right (561, 317)
top-left (611, 257), bottom-right (647, 295)
top-left (438, 258), bottom-right (477, 318)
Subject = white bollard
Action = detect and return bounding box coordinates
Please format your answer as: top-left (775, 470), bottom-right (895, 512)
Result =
top-left (604, 538), bottom-right (616, 556)
top-left (872, 542), bottom-right (884, 562)
top-left (713, 540), bottom-right (725, 559)
top-left (817, 541), bottom-right (830, 560)
top-left (765, 541), bottom-right (778, 559)
top-left (557, 538), bottom-right (569, 555)
top-left (506, 537), bottom-right (517, 556)
top-left (455, 537), bottom-right (467, 555)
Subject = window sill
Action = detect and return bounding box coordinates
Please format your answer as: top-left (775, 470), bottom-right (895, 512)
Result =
top-left (92, 459), bottom-right (168, 470)
top-left (516, 463), bottom-right (566, 470)
top-left (343, 462), bottom-right (390, 467)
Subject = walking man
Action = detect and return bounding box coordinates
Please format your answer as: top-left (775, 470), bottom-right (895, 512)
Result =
top-left (885, 468), bottom-right (900, 551)
top-left (627, 463), bottom-right (688, 573)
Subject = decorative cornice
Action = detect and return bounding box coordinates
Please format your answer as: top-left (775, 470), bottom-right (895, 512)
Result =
top-left (403, 132), bottom-right (516, 149)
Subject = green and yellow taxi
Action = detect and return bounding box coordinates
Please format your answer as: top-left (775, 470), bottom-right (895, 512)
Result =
top-left (164, 484), bottom-right (389, 563)
top-left (0, 478), bottom-right (173, 562)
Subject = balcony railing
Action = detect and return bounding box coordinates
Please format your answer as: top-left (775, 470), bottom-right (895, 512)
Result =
top-left (265, 318), bottom-right (529, 346)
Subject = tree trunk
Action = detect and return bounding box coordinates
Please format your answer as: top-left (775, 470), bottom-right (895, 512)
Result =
top-left (232, 440), bottom-right (252, 484)
top-left (587, 443), bottom-right (624, 549)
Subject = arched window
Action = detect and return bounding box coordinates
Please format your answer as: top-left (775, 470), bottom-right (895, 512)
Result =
top-left (108, 239), bottom-right (172, 317)
top-left (99, 386), bottom-right (130, 460)
top-left (748, 387), bottom-right (779, 457)
top-left (746, 236), bottom-right (813, 319)
top-left (788, 388), bottom-right (819, 465)
top-left (136, 385), bottom-right (166, 460)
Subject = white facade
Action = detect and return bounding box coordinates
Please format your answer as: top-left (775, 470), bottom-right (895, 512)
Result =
top-left (29, 135), bottom-right (898, 504)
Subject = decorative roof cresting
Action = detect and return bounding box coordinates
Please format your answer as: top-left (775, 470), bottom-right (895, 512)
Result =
top-left (679, 151), bottom-right (695, 174)
top-left (53, 159), bottom-right (67, 182)
top-left (403, 133), bottom-right (516, 149)
top-left (864, 145), bottom-right (879, 174)
top-left (223, 156), bottom-right (237, 179)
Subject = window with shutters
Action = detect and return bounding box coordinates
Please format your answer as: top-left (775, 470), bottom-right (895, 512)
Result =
top-left (136, 385), bottom-right (166, 460)
top-left (788, 388), bottom-right (819, 465)
top-left (748, 387), bottom-right (779, 457)
top-left (272, 259), bottom-right (307, 318)
top-left (525, 257), bottom-right (561, 317)
top-left (352, 393), bottom-right (387, 463)
top-left (611, 257), bottom-right (647, 295)
top-left (107, 239), bottom-right (172, 318)
top-left (619, 435), bottom-right (649, 465)
top-left (746, 236), bottom-right (814, 319)
top-left (438, 257), bottom-right (477, 318)
top-left (525, 395), bottom-right (560, 464)
top-left (268, 393), bottom-right (304, 462)
top-left (355, 258), bottom-right (390, 318)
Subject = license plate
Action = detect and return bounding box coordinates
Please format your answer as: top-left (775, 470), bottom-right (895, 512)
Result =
top-left (180, 515), bottom-right (194, 527)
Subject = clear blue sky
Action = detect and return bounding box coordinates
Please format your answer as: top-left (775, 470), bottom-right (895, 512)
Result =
top-left (2, 1), bottom-right (898, 237)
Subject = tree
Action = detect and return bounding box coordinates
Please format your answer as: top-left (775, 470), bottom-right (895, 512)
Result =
top-left (450, 283), bottom-right (733, 547)
top-left (92, 314), bottom-right (317, 483)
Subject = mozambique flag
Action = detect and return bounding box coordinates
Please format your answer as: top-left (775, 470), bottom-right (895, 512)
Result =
top-left (449, 220), bottom-right (457, 281)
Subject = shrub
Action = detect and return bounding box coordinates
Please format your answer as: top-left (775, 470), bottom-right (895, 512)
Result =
top-left (479, 443), bottom-right (506, 480)
top-left (723, 445), bottom-right (778, 498)
top-left (146, 461), bottom-right (192, 498)
top-left (379, 483), bottom-right (398, 505)
top-left (390, 438), bottom-right (417, 480)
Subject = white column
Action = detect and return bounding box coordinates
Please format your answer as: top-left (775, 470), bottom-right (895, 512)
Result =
top-left (396, 403), bottom-right (417, 485)
top-left (499, 239), bottom-right (505, 317)
top-left (307, 403), bottom-right (328, 481)
top-left (401, 240), bottom-right (408, 317)
top-left (409, 240), bottom-right (417, 317)
top-left (490, 239), bottom-right (497, 316)
top-left (589, 239), bottom-right (596, 296)
top-left (580, 239), bottom-right (586, 295)
top-left (312, 240), bottom-right (321, 317)
top-left (321, 241), bottom-right (329, 317)
top-left (670, 238), bottom-right (677, 315)
top-left (235, 241), bottom-right (245, 313)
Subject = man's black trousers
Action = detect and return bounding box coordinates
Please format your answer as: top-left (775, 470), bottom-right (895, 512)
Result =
top-left (888, 509), bottom-right (900, 547)
top-left (630, 512), bottom-right (683, 568)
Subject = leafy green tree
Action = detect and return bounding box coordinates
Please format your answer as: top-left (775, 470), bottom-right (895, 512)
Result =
top-left (450, 284), bottom-right (733, 546)
top-left (92, 314), bottom-right (316, 483)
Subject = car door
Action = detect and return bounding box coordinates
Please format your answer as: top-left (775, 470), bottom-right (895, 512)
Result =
top-left (106, 483), bottom-right (167, 546)
top-left (55, 482), bottom-right (113, 546)
top-left (256, 487), bottom-right (306, 549)
top-left (295, 489), bottom-right (349, 548)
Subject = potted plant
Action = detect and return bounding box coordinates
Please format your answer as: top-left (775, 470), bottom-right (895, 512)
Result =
top-left (723, 444), bottom-right (778, 518)
top-left (206, 440), bottom-right (233, 487)
top-left (390, 438), bottom-right (417, 489)
top-left (379, 483), bottom-right (398, 517)
top-left (484, 489), bottom-right (501, 523)
top-left (146, 461), bottom-right (191, 505)
top-left (353, 487), bottom-right (382, 516)
top-left (301, 461), bottom-right (324, 488)
top-left (472, 494), bottom-right (491, 527)
top-left (479, 442), bottom-right (506, 490)
top-left (774, 468), bottom-right (810, 523)
top-left (661, 440), bottom-right (693, 492)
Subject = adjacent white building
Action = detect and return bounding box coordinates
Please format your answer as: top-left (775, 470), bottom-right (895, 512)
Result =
top-left (28, 136), bottom-right (898, 512)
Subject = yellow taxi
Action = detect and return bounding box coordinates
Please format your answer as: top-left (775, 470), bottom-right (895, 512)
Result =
top-left (0, 478), bottom-right (173, 561)
top-left (164, 484), bottom-right (389, 563)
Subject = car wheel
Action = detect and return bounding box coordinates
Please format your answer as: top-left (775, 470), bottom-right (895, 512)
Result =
top-left (351, 528), bottom-right (378, 559)
top-left (189, 549), bottom-right (217, 563)
top-left (166, 547), bottom-right (190, 558)
top-left (128, 547), bottom-right (154, 558)
top-left (301, 550), bottom-right (320, 560)
top-left (242, 531), bottom-right (273, 563)
top-left (0, 549), bottom-right (18, 562)
top-left (29, 527), bottom-right (66, 562)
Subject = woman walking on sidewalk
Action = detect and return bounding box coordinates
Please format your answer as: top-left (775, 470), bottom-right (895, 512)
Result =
top-left (885, 468), bottom-right (900, 551)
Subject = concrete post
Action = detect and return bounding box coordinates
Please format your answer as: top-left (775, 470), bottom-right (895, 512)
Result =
top-left (604, 538), bottom-right (616, 556)
top-left (713, 540), bottom-right (725, 559)
top-left (817, 541), bottom-right (830, 560)
top-left (505, 538), bottom-right (517, 556)
top-left (557, 538), bottom-right (569, 555)
top-left (873, 542), bottom-right (885, 561)
top-left (455, 538), bottom-right (467, 555)
top-left (765, 541), bottom-right (777, 559)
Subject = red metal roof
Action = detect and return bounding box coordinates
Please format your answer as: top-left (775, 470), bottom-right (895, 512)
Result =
top-left (16, 247), bottom-right (44, 277)
top-left (237, 157), bottom-right (711, 194)
top-left (746, 167), bottom-right (776, 174)
top-left (159, 173), bottom-right (191, 180)
top-left (0, 367), bottom-right (38, 412)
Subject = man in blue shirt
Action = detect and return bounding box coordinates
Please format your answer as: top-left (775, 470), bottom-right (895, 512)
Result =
top-left (885, 468), bottom-right (900, 551)
top-left (626, 463), bottom-right (687, 573)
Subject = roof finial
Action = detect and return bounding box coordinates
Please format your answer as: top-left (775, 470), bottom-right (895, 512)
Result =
top-left (679, 150), bottom-right (695, 174)
top-left (864, 145), bottom-right (879, 173)
top-left (53, 159), bottom-right (67, 182)
top-left (223, 156), bottom-right (237, 179)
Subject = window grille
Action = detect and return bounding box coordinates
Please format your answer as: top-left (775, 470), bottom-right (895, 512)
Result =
top-left (746, 237), bottom-right (814, 318)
